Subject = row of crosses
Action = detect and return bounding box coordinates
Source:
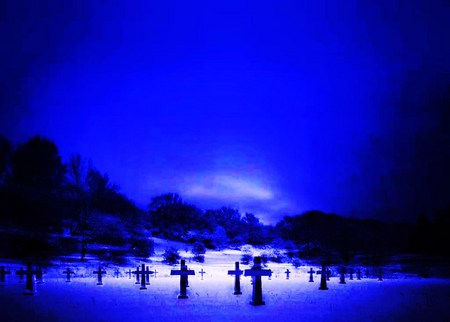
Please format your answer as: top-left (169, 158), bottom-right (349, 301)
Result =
top-left (0, 259), bottom-right (383, 304)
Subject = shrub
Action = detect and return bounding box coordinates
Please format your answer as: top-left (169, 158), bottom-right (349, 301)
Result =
top-left (192, 241), bottom-right (206, 256)
top-left (241, 253), bottom-right (253, 265)
top-left (163, 247), bottom-right (181, 265)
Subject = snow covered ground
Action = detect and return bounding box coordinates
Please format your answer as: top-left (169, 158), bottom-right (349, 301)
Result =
top-left (1, 246), bottom-right (449, 321)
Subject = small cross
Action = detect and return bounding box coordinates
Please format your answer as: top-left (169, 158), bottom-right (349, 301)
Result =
top-left (93, 266), bottom-right (106, 285)
top-left (63, 268), bottom-right (75, 282)
top-left (285, 269), bottom-right (291, 280)
top-left (199, 268), bottom-right (206, 280)
top-left (126, 269), bottom-right (133, 279)
top-left (308, 267), bottom-right (315, 282)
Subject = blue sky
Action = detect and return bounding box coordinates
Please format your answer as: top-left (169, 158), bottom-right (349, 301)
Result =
top-left (1, 1), bottom-right (449, 223)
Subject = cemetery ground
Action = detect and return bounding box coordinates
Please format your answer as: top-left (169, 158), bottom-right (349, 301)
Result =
top-left (1, 239), bottom-right (450, 321)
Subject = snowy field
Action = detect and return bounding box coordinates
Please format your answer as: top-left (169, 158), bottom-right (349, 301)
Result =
top-left (1, 241), bottom-right (450, 322)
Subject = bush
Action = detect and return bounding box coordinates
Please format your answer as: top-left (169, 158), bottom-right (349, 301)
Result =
top-left (241, 253), bottom-right (253, 265)
top-left (292, 258), bottom-right (302, 268)
top-left (163, 247), bottom-right (181, 265)
top-left (192, 241), bottom-right (206, 256)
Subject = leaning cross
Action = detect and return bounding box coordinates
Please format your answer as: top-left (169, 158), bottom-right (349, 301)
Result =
top-left (316, 264), bottom-right (331, 290)
top-left (170, 259), bottom-right (195, 299)
top-left (228, 261), bottom-right (244, 295)
top-left (244, 256), bottom-right (272, 305)
top-left (285, 269), bottom-right (291, 280)
top-left (308, 267), bottom-right (315, 282)
top-left (93, 266), bottom-right (106, 285)
top-left (199, 268), bottom-right (206, 280)
top-left (63, 268), bottom-right (75, 282)
top-left (0, 266), bottom-right (11, 285)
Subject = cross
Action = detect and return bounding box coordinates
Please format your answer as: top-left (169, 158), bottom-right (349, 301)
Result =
top-left (133, 266), bottom-right (140, 284)
top-left (199, 268), bottom-right (206, 280)
top-left (349, 267), bottom-right (354, 280)
top-left (228, 261), bottom-right (243, 295)
top-left (244, 256), bottom-right (272, 305)
top-left (316, 264), bottom-right (331, 290)
top-left (93, 266), bottom-right (106, 285)
top-left (63, 267), bottom-right (75, 282)
top-left (285, 269), bottom-right (291, 280)
top-left (0, 266), bottom-right (11, 285)
top-left (134, 264), bottom-right (154, 290)
top-left (145, 266), bottom-right (153, 286)
top-left (170, 259), bottom-right (195, 299)
top-left (22, 263), bottom-right (42, 295)
top-left (126, 269), bottom-right (133, 279)
top-left (16, 267), bottom-right (26, 283)
top-left (339, 266), bottom-right (346, 284)
top-left (356, 268), bottom-right (362, 280)
top-left (308, 267), bottom-right (315, 282)
top-left (114, 268), bottom-right (121, 278)
top-left (153, 268), bottom-right (158, 279)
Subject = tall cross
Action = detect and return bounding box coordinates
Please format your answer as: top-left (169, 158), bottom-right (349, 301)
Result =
top-left (228, 261), bottom-right (243, 295)
top-left (63, 267), bottom-right (75, 282)
top-left (308, 267), bottom-right (315, 282)
top-left (23, 263), bottom-right (42, 295)
top-left (316, 264), bottom-right (331, 290)
top-left (170, 259), bottom-right (195, 299)
top-left (285, 269), bottom-right (291, 280)
top-left (93, 266), bottom-right (106, 285)
top-left (339, 266), bottom-right (346, 284)
top-left (244, 257), bottom-right (272, 305)
top-left (199, 268), bottom-right (206, 280)
top-left (0, 266), bottom-right (11, 285)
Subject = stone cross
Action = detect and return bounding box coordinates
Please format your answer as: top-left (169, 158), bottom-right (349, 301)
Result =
top-left (285, 269), bottom-right (291, 280)
top-left (114, 268), bottom-right (121, 278)
top-left (356, 268), bottom-right (362, 280)
top-left (316, 264), bottom-right (331, 290)
top-left (170, 259), bottom-right (195, 299)
top-left (145, 266), bottom-right (153, 286)
top-left (153, 268), bottom-right (158, 279)
top-left (339, 266), bottom-right (346, 284)
top-left (244, 256), bottom-right (272, 305)
top-left (199, 268), bottom-right (206, 280)
top-left (23, 263), bottom-right (42, 295)
top-left (133, 266), bottom-right (140, 284)
top-left (126, 269), bottom-right (133, 279)
top-left (93, 266), bottom-right (106, 285)
top-left (133, 264), bottom-right (153, 290)
top-left (0, 266), bottom-right (11, 285)
top-left (63, 268), bottom-right (75, 282)
top-left (349, 267), bottom-right (354, 280)
top-left (308, 267), bottom-right (315, 282)
top-left (16, 267), bottom-right (26, 283)
top-left (228, 261), bottom-right (243, 295)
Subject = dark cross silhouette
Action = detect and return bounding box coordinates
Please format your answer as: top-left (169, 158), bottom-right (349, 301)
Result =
top-left (153, 268), bottom-right (158, 279)
top-left (317, 264), bottom-right (331, 290)
top-left (126, 269), bottom-right (133, 279)
top-left (308, 268), bottom-right (315, 282)
top-left (93, 266), bottom-right (106, 285)
top-left (285, 269), bottom-right (291, 280)
top-left (0, 266), bottom-right (11, 285)
top-left (244, 256), bottom-right (272, 306)
top-left (378, 268), bottom-right (383, 281)
top-left (16, 267), bottom-right (25, 283)
top-left (63, 268), bottom-right (75, 282)
top-left (349, 267), bottom-right (354, 280)
top-left (23, 263), bottom-right (42, 295)
top-left (134, 264), bottom-right (153, 290)
top-left (133, 266), bottom-right (140, 284)
top-left (228, 261), bottom-right (243, 295)
top-left (199, 268), bottom-right (206, 280)
top-left (356, 268), bottom-right (362, 280)
top-left (170, 259), bottom-right (195, 299)
top-left (114, 268), bottom-right (121, 278)
top-left (339, 266), bottom-right (346, 284)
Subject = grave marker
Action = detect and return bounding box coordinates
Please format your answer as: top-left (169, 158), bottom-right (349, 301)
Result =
top-left (317, 264), bottom-right (331, 290)
top-left (308, 267), bottom-right (315, 282)
top-left (0, 266), bottom-right (11, 285)
top-left (22, 263), bottom-right (42, 295)
top-left (170, 259), bottom-right (195, 299)
top-left (349, 267), bottom-right (354, 280)
top-left (126, 269), bottom-right (133, 279)
top-left (133, 266), bottom-right (140, 284)
top-left (339, 266), bottom-right (346, 284)
top-left (228, 262), bottom-right (243, 295)
top-left (199, 268), bottom-right (206, 280)
top-left (114, 268), bottom-right (121, 278)
top-left (93, 266), bottom-right (106, 285)
top-left (63, 268), bottom-right (75, 282)
top-left (145, 266), bottom-right (153, 286)
top-left (244, 256), bottom-right (272, 305)
top-left (356, 268), bottom-right (362, 280)
top-left (285, 269), bottom-right (291, 280)
top-left (16, 267), bottom-right (25, 283)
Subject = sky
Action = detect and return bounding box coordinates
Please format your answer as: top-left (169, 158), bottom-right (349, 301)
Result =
top-left (1, 1), bottom-right (450, 224)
